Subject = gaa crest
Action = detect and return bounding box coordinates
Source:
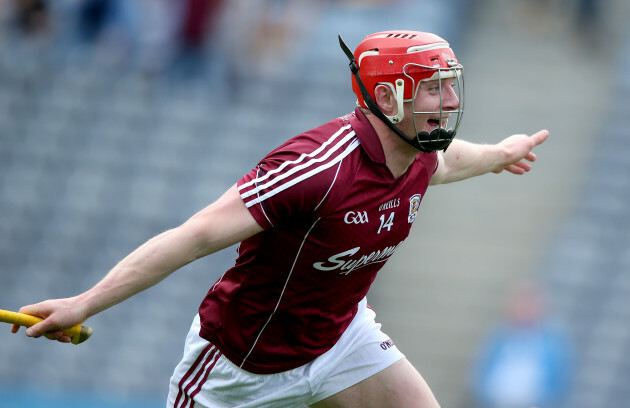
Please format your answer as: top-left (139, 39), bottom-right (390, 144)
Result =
top-left (408, 194), bottom-right (422, 223)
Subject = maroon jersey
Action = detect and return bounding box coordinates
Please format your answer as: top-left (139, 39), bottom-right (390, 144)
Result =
top-left (198, 108), bottom-right (437, 374)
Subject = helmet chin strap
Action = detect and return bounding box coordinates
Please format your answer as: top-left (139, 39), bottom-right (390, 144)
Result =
top-left (338, 34), bottom-right (454, 153)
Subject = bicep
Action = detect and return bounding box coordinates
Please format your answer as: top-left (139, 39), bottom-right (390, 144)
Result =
top-left (429, 151), bottom-right (446, 185)
top-left (181, 184), bottom-right (264, 259)
top-left (430, 139), bottom-right (471, 185)
top-left (429, 139), bottom-right (491, 185)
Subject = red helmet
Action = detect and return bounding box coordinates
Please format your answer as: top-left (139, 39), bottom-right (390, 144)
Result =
top-left (341, 30), bottom-right (464, 152)
top-left (352, 30), bottom-right (460, 109)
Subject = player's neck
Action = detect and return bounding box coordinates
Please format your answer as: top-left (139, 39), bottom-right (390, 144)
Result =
top-left (381, 134), bottom-right (419, 179)
top-left (365, 113), bottom-right (419, 179)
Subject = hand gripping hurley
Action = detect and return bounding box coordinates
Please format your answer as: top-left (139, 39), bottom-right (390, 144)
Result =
top-left (0, 308), bottom-right (93, 345)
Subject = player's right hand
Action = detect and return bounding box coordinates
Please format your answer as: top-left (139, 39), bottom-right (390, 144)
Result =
top-left (11, 297), bottom-right (88, 343)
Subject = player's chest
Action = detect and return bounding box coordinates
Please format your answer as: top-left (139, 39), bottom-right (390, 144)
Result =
top-left (303, 184), bottom-right (425, 276)
top-left (322, 191), bottom-right (423, 239)
top-left (312, 171), bottom-right (428, 247)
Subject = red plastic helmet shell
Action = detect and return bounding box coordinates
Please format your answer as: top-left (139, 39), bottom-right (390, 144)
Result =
top-left (351, 30), bottom-right (460, 108)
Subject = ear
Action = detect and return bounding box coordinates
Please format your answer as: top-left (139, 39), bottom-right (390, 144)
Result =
top-left (373, 84), bottom-right (398, 116)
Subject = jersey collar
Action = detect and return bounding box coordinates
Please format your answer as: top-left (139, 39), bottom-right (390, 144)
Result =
top-left (350, 107), bottom-right (387, 165)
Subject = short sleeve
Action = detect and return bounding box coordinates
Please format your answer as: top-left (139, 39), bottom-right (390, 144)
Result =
top-left (237, 143), bottom-right (340, 229)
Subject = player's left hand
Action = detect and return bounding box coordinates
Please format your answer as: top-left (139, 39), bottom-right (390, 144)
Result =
top-left (492, 129), bottom-right (549, 174)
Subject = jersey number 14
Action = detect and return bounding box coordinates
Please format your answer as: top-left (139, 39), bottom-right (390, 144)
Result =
top-left (378, 212), bottom-right (394, 234)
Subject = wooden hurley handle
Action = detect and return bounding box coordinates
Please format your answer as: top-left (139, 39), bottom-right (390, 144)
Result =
top-left (0, 309), bottom-right (93, 345)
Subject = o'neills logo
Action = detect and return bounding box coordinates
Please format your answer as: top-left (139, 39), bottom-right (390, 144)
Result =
top-left (313, 241), bottom-right (404, 275)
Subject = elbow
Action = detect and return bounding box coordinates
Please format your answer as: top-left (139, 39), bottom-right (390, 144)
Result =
top-left (173, 220), bottom-right (215, 261)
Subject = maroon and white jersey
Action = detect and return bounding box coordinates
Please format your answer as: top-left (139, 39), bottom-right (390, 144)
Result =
top-left (198, 108), bottom-right (438, 374)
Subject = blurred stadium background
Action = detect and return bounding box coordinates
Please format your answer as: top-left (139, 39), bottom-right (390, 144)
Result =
top-left (1, 0), bottom-right (629, 407)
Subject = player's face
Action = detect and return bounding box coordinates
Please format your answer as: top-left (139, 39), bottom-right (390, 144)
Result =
top-left (409, 78), bottom-right (460, 134)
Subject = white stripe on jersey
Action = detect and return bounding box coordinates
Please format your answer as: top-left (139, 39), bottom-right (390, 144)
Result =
top-left (240, 217), bottom-right (321, 368)
top-left (240, 130), bottom-right (357, 201)
top-left (243, 137), bottom-right (360, 208)
top-left (238, 124), bottom-right (352, 191)
top-left (253, 166), bottom-right (275, 227)
top-left (314, 160), bottom-right (342, 212)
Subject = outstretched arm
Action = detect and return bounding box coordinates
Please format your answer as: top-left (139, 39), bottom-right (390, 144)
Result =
top-left (12, 184), bottom-right (263, 342)
top-left (430, 129), bottom-right (549, 185)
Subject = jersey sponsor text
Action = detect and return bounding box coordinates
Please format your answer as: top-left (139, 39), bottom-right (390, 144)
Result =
top-left (312, 241), bottom-right (405, 275)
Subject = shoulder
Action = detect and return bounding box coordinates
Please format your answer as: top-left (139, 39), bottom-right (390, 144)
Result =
top-left (238, 116), bottom-right (361, 225)
top-left (255, 115), bottom-right (361, 184)
top-left (414, 151), bottom-right (439, 176)
top-left (272, 115), bottom-right (358, 158)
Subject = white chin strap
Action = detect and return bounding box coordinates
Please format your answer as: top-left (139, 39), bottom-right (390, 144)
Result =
top-left (382, 80), bottom-right (405, 124)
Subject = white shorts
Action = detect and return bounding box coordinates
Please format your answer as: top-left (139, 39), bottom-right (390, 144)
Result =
top-left (167, 297), bottom-right (405, 408)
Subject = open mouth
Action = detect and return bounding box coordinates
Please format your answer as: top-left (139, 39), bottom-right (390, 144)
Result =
top-left (427, 117), bottom-right (448, 129)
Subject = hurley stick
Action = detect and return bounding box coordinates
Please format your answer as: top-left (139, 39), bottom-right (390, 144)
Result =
top-left (0, 309), bottom-right (93, 345)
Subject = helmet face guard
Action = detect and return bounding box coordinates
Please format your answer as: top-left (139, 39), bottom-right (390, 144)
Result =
top-left (339, 31), bottom-right (464, 152)
top-left (404, 61), bottom-right (464, 152)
